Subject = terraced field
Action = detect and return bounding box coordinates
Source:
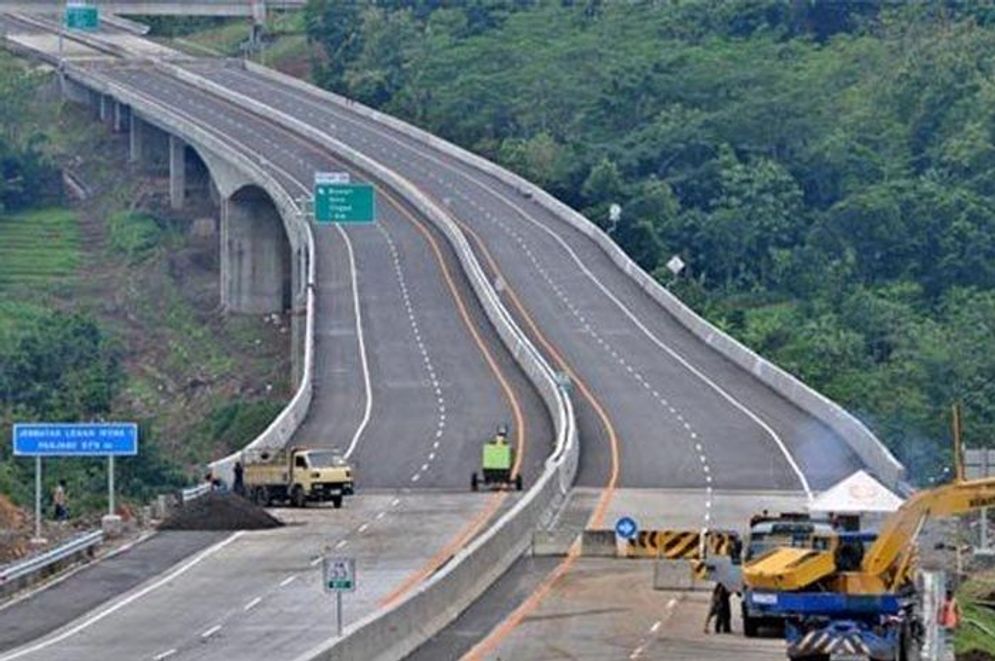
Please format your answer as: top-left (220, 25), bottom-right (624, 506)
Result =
top-left (0, 208), bottom-right (80, 289)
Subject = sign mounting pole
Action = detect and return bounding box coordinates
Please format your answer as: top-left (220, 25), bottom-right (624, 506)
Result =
top-left (108, 455), bottom-right (115, 515)
top-left (34, 456), bottom-right (42, 541)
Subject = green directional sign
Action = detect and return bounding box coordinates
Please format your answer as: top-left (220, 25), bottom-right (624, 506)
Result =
top-left (314, 182), bottom-right (375, 224)
top-left (65, 4), bottom-right (99, 31)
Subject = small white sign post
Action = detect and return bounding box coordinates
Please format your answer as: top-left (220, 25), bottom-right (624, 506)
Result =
top-left (666, 254), bottom-right (686, 276)
top-left (323, 556), bottom-right (356, 637)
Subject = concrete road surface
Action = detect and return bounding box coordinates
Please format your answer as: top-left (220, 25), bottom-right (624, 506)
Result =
top-left (0, 493), bottom-right (515, 661)
top-left (0, 44), bottom-right (552, 661)
top-left (410, 488), bottom-right (806, 660)
top-left (484, 558), bottom-right (785, 661)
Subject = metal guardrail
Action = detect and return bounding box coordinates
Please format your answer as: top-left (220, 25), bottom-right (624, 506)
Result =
top-left (0, 530), bottom-right (103, 587)
top-left (180, 483), bottom-right (211, 503)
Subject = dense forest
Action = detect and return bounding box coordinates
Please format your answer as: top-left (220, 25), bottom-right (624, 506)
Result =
top-left (0, 57), bottom-right (60, 214)
top-left (304, 0), bottom-right (995, 480)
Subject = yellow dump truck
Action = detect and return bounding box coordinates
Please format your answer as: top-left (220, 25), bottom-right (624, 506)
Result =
top-left (244, 447), bottom-right (353, 509)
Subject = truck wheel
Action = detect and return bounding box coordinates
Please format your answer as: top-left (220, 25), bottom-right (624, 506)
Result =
top-left (291, 485), bottom-right (306, 508)
top-left (471, 473), bottom-right (479, 492)
top-left (252, 486), bottom-right (269, 507)
top-left (332, 495), bottom-right (343, 509)
top-left (742, 611), bottom-right (758, 638)
top-left (515, 474), bottom-right (523, 491)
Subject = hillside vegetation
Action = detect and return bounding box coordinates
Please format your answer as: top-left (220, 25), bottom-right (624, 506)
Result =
top-left (304, 0), bottom-right (995, 479)
top-left (0, 53), bottom-right (290, 520)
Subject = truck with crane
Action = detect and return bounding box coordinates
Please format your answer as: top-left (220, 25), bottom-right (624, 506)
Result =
top-left (741, 473), bottom-right (994, 660)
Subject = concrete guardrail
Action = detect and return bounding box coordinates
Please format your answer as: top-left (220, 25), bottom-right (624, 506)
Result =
top-left (155, 61), bottom-right (579, 661)
top-left (244, 60), bottom-right (905, 489)
top-left (0, 531), bottom-right (103, 599)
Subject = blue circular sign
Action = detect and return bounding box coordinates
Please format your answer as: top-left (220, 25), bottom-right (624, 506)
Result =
top-left (615, 516), bottom-right (638, 540)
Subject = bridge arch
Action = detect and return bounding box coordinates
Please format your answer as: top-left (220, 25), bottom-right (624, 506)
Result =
top-left (221, 183), bottom-right (293, 314)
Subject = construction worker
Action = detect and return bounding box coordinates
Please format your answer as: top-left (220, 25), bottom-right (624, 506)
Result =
top-left (52, 480), bottom-right (68, 521)
top-left (493, 424), bottom-right (509, 445)
top-left (705, 582), bottom-right (732, 633)
top-left (939, 588), bottom-right (961, 630)
top-left (233, 461), bottom-right (245, 496)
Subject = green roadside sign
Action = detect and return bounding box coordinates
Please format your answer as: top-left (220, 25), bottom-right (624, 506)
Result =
top-left (314, 183), bottom-right (375, 224)
top-left (65, 4), bottom-right (99, 31)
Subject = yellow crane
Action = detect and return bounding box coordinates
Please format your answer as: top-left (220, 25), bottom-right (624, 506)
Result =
top-left (741, 405), bottom-right (988, 659)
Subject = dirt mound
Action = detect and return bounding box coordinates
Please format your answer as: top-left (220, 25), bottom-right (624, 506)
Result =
top-left (0, 495), bottom-right (29, 564)
top-left (159, 492), bottom-right (283, 531)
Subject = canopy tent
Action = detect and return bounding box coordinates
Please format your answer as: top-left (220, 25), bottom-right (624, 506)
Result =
top-left (809, 469), bottom-right (903, 514)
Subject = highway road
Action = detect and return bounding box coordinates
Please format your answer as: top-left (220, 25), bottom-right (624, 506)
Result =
top-left (0, 33), bottom-right (553, 661)
top-left (0, 19), bottom-right (876, 660)
top-left (190, 61), bottom-right (863, 498)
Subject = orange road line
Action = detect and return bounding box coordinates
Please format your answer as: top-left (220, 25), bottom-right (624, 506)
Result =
top-left (376, 188), bottom-right (524, 609)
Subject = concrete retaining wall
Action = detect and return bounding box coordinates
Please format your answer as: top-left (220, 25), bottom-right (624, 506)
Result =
top-left (158, 62), bottom-right (579, 661)
top-left (244, 60), bottom-right (905, 489)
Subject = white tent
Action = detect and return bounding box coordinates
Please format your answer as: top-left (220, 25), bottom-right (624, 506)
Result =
top-left (809, 469), bottom-right (903, 514)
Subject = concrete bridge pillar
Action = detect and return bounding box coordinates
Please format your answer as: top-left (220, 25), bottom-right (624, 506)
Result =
top-left (113, 101), bottom-right (128, 133)
top-left (129, 113), bottom-right (168, 171)
top-left (220, 187), bottom-right (291, 314)
top-left (99, 94), bottom-right (110, 124)
top-left (169, 135), bottom-right (186, 210)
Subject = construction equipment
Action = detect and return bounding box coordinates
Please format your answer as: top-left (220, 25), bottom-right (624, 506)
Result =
top-left (244, 447), bottom-right (353, 509)
top-left (471, 425), bottom-right (522, 492)
top-left (685, 512), bottom-right (840, 636)
top-left (742, 408), bottom-right (995, 659)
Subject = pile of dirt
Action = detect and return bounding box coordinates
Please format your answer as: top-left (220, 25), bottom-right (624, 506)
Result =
top-left (159, 492), bottom-right (284, 531)
top-left (0, 495), bottom-right (29, 564)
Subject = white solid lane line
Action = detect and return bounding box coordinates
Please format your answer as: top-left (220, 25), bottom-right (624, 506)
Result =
top-left (337, 224), bottom-right (373, 460)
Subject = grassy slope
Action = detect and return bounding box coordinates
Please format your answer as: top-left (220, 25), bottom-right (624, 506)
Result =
top-left (0, 209), bottom-right (80, 288)
top-left (161, 12), bottom-right (312, 75)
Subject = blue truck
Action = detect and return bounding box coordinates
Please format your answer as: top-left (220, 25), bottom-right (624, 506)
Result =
top-left (744, 588), bottom-right (921, 661)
